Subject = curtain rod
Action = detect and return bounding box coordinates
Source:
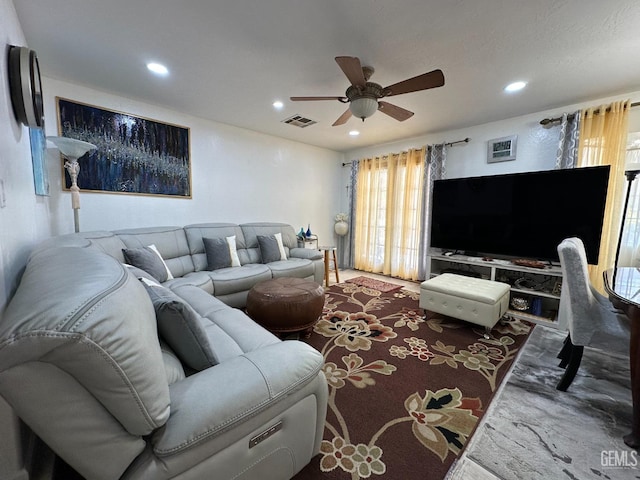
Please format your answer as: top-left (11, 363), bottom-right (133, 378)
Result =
top-left (341, 137), bottom-right (470, 166)
top-left (539, 102), bottom-right (640, 126)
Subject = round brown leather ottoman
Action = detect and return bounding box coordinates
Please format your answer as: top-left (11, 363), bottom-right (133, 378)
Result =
top-left (246, 277), bottom-right (325, 336)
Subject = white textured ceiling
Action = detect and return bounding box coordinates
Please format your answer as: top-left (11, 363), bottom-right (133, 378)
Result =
top-left (13, 0), bottom-right (640, 152)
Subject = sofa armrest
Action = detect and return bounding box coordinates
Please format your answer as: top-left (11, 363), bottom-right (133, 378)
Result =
top-left (152, 341), bottom-right (323, 457)
top-left (289, 248), bottom-right (323, 261)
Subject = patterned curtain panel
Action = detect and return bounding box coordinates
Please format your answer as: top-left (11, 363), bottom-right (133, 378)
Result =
top-left (554, 111), bottom-right (581, 170)
top-left (341, 160), bottom-right (360, 269)
top-left (417, 144), bottom-right (447, 280)
top-left (578, 99), bottom-right (631, 292)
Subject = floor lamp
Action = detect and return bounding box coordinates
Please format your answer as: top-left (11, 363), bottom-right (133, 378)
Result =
top-left (614, 166), bottom-right (640, 269)
top-left (47, 136), bottom-right (97, 233)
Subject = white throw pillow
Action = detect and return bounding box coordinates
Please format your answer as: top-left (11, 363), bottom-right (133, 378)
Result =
top-left (147, 244), bottom-right (174, 280)
top-left (226, 235), bottom-right (242, 267)
top-left (273, 232), bottom-right (287, 261)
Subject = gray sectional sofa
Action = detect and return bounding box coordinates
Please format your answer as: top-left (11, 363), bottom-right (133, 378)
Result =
top-left (0, 222), bottom-right (329, 480)
top-left (34, 222), bottom-right (325, 307)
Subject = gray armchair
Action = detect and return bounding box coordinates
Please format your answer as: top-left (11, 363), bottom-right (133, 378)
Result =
top-left (555, 237), bottom-right (630, 390)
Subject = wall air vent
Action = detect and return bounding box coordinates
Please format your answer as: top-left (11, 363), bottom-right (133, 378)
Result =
top-left (282, 115), bottom-right (317, 128)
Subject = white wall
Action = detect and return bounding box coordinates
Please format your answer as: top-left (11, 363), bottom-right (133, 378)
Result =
top-left (42, 77), bottom-right (343, 242)
top-left (340, 91), bottom-right (640, 212)
top-left (0, 3), bottom-right (40, 479)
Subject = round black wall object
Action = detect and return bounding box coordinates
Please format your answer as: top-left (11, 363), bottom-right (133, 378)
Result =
top-left (8, 45), bottom-right (44, 128)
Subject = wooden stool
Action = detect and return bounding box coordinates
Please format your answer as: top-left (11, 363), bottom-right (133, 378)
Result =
top-left (320, 246), bottom-right (339, 287)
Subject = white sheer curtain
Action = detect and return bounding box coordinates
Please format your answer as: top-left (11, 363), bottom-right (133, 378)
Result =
top-left (353, 147), bottom-right (425, 280)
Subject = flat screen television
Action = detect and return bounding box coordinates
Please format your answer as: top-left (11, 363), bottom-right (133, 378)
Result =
top-left (430, 166), bottom-right (610, 264)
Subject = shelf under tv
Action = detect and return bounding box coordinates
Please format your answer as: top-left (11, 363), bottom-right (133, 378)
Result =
top-left (428, 252), bottom-right (564, 329)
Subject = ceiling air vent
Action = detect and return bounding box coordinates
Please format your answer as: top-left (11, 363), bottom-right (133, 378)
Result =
top-left (282, 114), bottom-right (317, 128)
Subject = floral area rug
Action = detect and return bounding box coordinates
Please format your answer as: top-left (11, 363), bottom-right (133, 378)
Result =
top-left (345, 276), bottom-right (405, 293)
top-left (294, 282), bottom-right (533, 480)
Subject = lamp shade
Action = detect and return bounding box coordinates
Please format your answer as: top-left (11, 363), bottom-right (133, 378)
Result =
top-left (349, 97), bottom-right (378, 120)
top-left (47, 136), bottom-right (96, 160)
top-left (626, 162), bottom-right (640, 174)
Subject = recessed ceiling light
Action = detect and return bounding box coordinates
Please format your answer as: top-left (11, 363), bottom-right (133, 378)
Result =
top-left (147, 62), bottom-right (169, 76)
top-left (349, 130), bottom-right (360, 136)
top-left (505, 81), bottom-right (527, 93)
top-left (272, 100), bottom-right (284, 110)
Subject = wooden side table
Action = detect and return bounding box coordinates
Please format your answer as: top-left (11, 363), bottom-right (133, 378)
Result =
top-left (320, 246), bottom-right (339, 287)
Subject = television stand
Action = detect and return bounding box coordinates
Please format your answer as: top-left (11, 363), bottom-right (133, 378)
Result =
top-left (441, 268), bottom-right (481, 278)
top-left (427, 252), bottom-right (564, 329)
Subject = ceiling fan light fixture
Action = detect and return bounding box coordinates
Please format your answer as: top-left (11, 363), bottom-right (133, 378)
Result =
top-left (349, 97), bottom-right (378, 121)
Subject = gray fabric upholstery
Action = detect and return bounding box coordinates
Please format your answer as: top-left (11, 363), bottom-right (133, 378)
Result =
top-left (184, 223), bottom-right (246, 271)
top-left (0, 241), bottom-right (329, 480)
top-left (257, 234), bottom-right (282, 263)
top-left (123, 246), bottom-right (171, 282)
top-left (203, 237), bottom-right (232, 270)
top-left (143, 282), bottom-right (218, 370)
top-left (159, 340), bottom-right (186, 385)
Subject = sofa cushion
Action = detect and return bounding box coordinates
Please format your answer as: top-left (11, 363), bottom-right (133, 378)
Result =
top-left (141, 279), bottom-right (218, 371)
top-left (207, 264), bottom-right (272, 296)
top-left (183, 223), bottom-right (247, 271)
top-left (123, 245), bottom-right (172, 282)
top-left (257, 234), bottom-right (286, 263)
top-left (159, 340), bottom-right (186, 385)
top-left (203, 237), bottom-right (232, 270)
top-left (116, 226), bottom-right (195, 278)
top-left (267, 258), bottom-right (315, 279)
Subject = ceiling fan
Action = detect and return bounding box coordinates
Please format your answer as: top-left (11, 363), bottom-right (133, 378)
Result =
top-left (290, 56), bottom-right (444, 126)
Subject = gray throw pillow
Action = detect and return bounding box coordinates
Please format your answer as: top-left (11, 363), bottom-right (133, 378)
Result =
top-left (142, 282), bottom-right (217, 371)
top-left (122, 247), bottom-right (168, 282)
top-left (123, 263), bottom-right (157, 283)
top-left (203, 237), bottom-right (232, 270)
top-left (257, 235), bottom-right (281, 263)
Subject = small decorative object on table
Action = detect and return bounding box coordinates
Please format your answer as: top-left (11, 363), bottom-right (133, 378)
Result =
top-left (334, 212), bottom-right (349, 236)
top-left (306, 224), bottom-right (312, 237)
top-left (510, 296), bottom-right (530, 311)
top-left (512, 258), bottom-right (547, 269)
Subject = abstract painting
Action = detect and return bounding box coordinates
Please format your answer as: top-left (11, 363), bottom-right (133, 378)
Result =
top-left (56, 97), bottom-right (191, 197)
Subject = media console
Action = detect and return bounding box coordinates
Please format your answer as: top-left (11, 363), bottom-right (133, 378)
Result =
top-left (428, 252), bottom-right (565, 329)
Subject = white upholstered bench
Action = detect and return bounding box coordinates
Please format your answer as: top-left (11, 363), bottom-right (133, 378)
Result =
top-left (419, 273), bottom-right (511, 336)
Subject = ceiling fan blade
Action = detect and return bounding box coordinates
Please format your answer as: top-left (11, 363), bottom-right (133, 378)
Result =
top-left (335, 56), bottom-right (366, 87)
top-left (378, 101), bottom-right (414, 121)
top-left (384, 69), bottom-right (445, 96)
top-left (290, 96), bottom-right (346, 101)
top-left (332, 109), bottom-right (352, 126)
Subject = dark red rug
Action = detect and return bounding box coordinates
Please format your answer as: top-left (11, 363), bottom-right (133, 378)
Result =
top-left (295, 282), bottom-right (533, 480)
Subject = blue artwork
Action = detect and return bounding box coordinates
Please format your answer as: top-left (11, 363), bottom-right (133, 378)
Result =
top-left (29, 127), bottom-right (49, 195)
top-left (57, 98), bottom-right (191, 197)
